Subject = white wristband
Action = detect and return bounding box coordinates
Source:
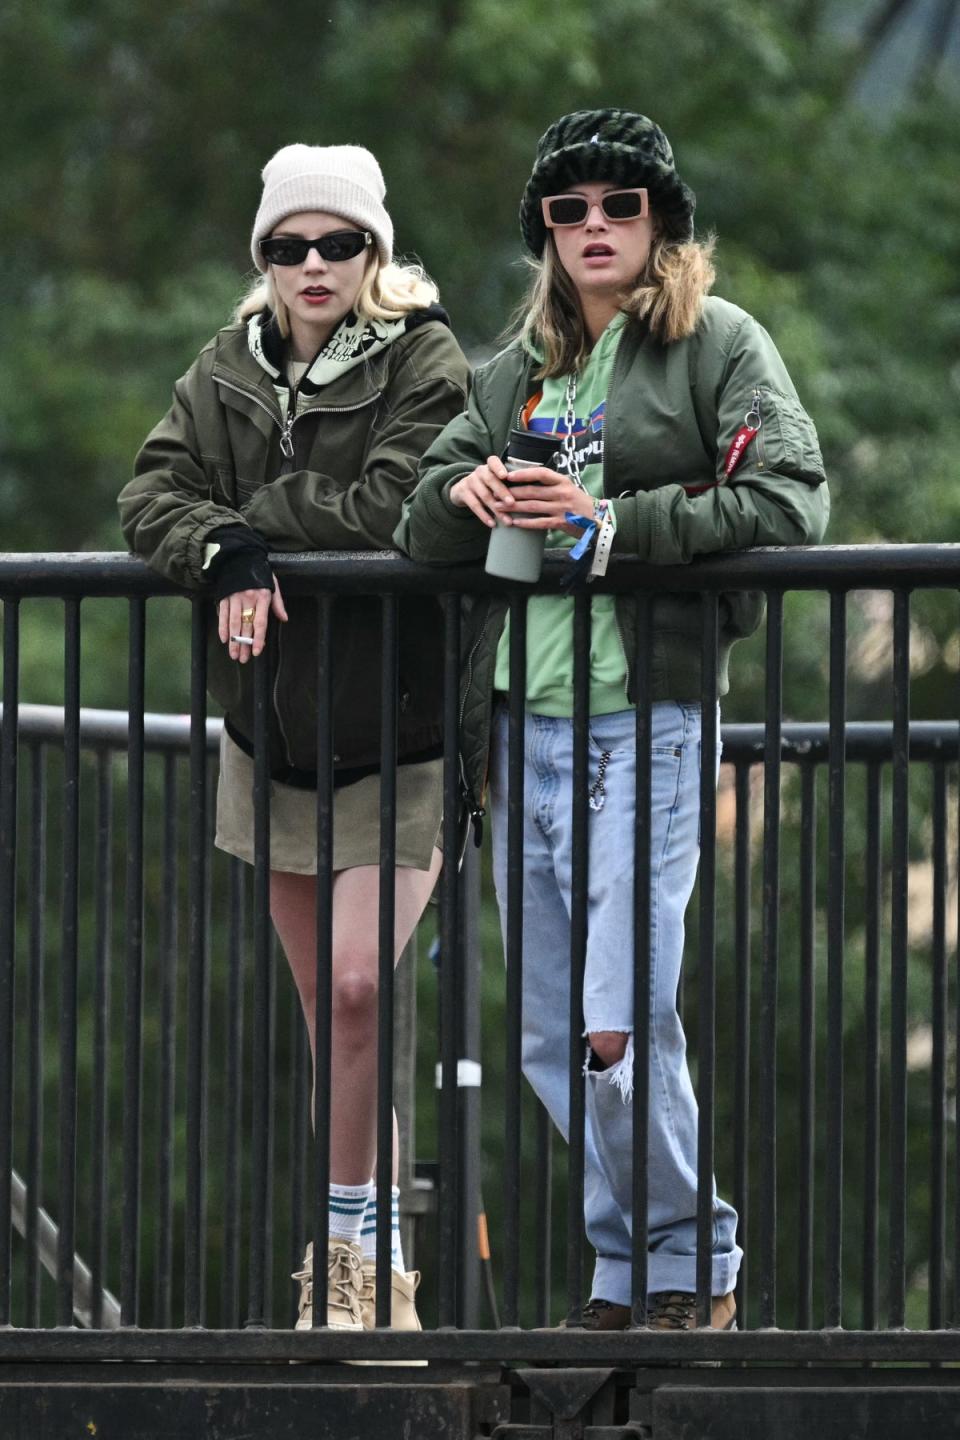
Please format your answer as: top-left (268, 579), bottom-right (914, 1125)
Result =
top-left (590, 512), bottom-right (616, 578)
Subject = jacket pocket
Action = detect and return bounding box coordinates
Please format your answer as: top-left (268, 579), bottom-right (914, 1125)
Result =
top-left (750, 388), bottom-right (825, 486)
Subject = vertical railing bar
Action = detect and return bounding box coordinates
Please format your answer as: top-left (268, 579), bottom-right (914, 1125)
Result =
top-left (57, 596), bottom-right (81, 1327)
top-left (312, 594), bottom-right (335, 1328)
top-left (184, 598), bottom-right (209, 1327)
top-left (732, 760), bottom-right (751, 1331)
top-left (930, 759), bottom-right (947, 1330)
top-left (264, 933), bottom-right (277, 1327)
top-left (955, 615), bottom-right (960, 1330)
top-left (0, 597), bottom-right (18, 1326)
top-left (630, 591), bottom-right (653, 1327)
top-left (25, 741), bottom-right (47, 1327)
top-left (695, 592), bottom-right (720, 1327)
top-left (824, 589), bottom-right (846, 1327)
top-left (155, 751), bottom-right (178, 1329)
top-left (503, 591), bottom-right (526, 1328)
top-left (375, 595), bottom-right (399, 1328)
top-left (862, 761), bottom-right (882, 1330)
top-left (89, 747), bottom-right (111, 1330)
top-left (566, 591), bottom-right (591, 1325)
top-left (438, 594), bottom-right (461, 1327)
top-left (797, 759), bottom-right (816, 1330)
top-left (121, 597), bottom-right (146, 1326)
top-left (247, 630), bottom-right (274, 1326)
top-left (222, 857), bottom-right (246, 1330)
top-left (289, 977), bottom-right (308, 1327)
top-left (533, 1100), bottom-right (552, 1327)
top-left (756, 589), bottom-right (783, 1329)
top-left (889, 588), bottom-right (910, 1328)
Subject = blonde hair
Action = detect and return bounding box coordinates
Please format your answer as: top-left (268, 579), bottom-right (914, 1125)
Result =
top-left (235, 253), bottom-right (439, 334)
top-left (520, 231), bottom-right (716, 379)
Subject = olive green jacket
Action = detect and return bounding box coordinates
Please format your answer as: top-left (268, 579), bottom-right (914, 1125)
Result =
top-left (395, 296), bottom-right (829, 809)
top-left (119, 312), bottom-right (470, 776)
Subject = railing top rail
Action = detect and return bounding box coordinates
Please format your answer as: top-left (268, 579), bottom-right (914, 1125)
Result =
top-left (1, 543), bottom-right (960, 598)
top-left (2, 704), bottom-right (956, 763)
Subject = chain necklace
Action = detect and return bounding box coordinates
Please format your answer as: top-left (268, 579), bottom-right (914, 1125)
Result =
top-left (560, 373), bottom-right (585, 490)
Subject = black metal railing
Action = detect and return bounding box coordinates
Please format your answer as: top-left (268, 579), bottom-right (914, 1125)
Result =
top-left (0, 544), bottom-right (958, 1366)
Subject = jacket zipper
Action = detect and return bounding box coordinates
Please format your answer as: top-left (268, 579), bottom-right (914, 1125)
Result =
top-left (601, 337), bottom-right (635, 684)
top-left (752, 388), bottom-right (765, 470)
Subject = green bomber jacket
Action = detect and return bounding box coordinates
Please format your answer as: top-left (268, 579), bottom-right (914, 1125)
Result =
top-left (119, 310), bottom-right (470, 777)
top-left (394, 295), bottom-right (829, 812)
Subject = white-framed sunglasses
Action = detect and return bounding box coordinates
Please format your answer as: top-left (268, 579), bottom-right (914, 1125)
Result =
top-left (540, 188), bottom-right (649, 228)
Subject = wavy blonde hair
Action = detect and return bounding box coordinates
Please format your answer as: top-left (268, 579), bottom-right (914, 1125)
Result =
top-left (235, 252), bottom-right (439, 334)
top-left (520, 231), bottom-right (716, 379)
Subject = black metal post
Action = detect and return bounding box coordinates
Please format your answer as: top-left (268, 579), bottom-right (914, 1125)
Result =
top-left (566, 592), bottom-right (591, 1325)
top-left (25, 742), bottom-right (47, 1327)
top-left (121, 597), bottom-right (146, 1326)
top-left (184, 599), bottom-right (209, 1327)
top-left (57, 597), bottom-right (81, 1327)
top-left (247, 633), bottom-right (274, 1326)
top-left (862, 761), bottom-right (882, 1330)
top-left (757, 590), bottom-right (783, 1328)
top-left (375, 596), bottom-right (399, 1327)
top-left (797, 760), bottom-right (816, 1331)
top-left (732, 760), bottom-right (751, 1329)
top-left (888, 589), bottom-right (910, 1327)
top-left (630, 592), bottom-right (653, 1328)
top-left (824, 590), bottom-right (846, 1327)
top-left (695, 593), bottom-right (719, 1327)
top-left (503, 592), bottom-right (527, 1328)
top-left (156, 751), bottom-right (178, 1329)
top-left (438, 594), bottom-right (461, 1327)
top-left (312, 594), bottom-right (335, 1328)
top-left (929, 760), bottom-right (947, 1330)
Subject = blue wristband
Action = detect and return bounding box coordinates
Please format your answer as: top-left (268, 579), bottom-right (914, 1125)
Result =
top-left (565, 511), bottom-right (598, 562)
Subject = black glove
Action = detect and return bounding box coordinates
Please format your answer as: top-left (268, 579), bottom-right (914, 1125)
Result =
top-left (204, 525), bottom-right (274, 602)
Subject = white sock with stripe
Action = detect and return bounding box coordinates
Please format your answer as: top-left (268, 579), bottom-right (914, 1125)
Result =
top-left (328, 1181), bottom-right (373, 1245)
top-left (360, 1185), bottom-right (404, 1273)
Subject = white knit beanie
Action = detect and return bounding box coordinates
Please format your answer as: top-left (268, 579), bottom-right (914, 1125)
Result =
top-left (251, 143), bottom-right (394, 272)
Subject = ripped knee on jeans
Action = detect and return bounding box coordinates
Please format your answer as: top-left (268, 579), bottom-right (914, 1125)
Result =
top-left (583, 1032), bottom-right (635, 1103)
top-left (586, 1030), bottom-right (630, 1069)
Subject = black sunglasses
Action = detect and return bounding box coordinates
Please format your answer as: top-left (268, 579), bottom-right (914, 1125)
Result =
top-left (259, 230), bottom-right (373, 266)
top-left (541, 188), bottom-right (649, 228)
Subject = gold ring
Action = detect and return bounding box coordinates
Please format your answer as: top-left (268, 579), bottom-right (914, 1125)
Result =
top-left (240, 608), bottom-right (256, 622)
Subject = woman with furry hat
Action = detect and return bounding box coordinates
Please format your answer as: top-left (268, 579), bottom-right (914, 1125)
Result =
top-left (398, 109), bottom-right (828, 1331)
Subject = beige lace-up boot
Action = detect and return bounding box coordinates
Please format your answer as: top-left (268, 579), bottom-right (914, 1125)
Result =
top-left (358, 1262), bottom-right (423, 1331)
top-left (292, 1239), bottom-right (363, 1331)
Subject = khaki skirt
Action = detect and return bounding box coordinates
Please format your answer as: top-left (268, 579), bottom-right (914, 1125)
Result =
top-left (215, 730), bottom-right (444, 875)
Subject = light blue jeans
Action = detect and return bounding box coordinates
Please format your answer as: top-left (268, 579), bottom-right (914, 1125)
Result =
top-left (489, 702), bottom-right (741, 1305)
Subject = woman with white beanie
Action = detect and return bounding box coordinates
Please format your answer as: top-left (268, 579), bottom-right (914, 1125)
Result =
top-left (119, 142), bottom-right (469, 1338)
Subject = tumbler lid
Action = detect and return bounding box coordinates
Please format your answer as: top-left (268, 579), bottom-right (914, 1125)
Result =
top-left (506, 428), bottom-right (559, 464)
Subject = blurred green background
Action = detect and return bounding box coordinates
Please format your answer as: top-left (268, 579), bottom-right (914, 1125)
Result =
top-left (2, 0), bottom-right (959, 1335)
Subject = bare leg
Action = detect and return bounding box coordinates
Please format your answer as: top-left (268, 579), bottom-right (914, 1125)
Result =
top-left (271, 850), bottom-right (442, 1186)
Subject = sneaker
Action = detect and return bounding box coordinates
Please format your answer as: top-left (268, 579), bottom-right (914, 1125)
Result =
top-left (560, 1298), bottom-right (632, 1331)
top-left (645, 1290), bottom-right (737, 1331)
top-left (292, 1239), bottom-right (363, 1332)
top-left (358, 1262), bottom-right (423, 1332)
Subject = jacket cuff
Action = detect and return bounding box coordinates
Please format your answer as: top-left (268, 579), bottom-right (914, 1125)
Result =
top-left (610, 493), bottom-right (654, 560)
top-left (440, 475), bottom-right (476, 519)
top-left (184, 509), bottom-right (252, 585)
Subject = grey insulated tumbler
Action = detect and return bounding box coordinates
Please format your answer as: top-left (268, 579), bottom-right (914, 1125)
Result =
top-left (484, 429), bottom-right (559, 583)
